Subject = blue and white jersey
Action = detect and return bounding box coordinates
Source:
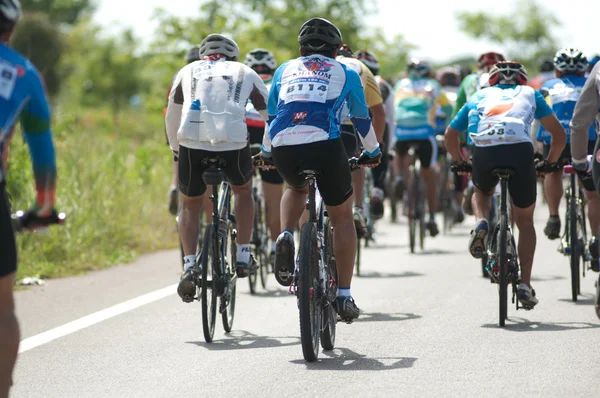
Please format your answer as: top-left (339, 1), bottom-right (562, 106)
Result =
top-left (450, 84), bottom-right (553, 147)
top-left (263, 55), bottom-right (379, 155)
top-left (536, 76), bottom-right (595, 144)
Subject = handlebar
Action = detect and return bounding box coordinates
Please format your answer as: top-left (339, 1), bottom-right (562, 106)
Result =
top-left (450, 162), bottom-right (472, 173)
top-left (12, 210), bottom-right (66, 232)
top-left (563, 165), bottom-right (576, 175)
top-left (253, 155), bottom-right (377, 173)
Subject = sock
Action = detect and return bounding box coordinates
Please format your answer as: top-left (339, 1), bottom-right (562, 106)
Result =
top-left (282, 229), bottom-right (293, 238)
top-left (237, 244), bottom-right (251, 264)
top-left (478, 218), bottom-right (488, 225)
top-left (549, 214), bottom-right (559, 219)
top-left (183, 255), bottom-right (196, 271)
top-left (338, 287), bottom-right (351, 298)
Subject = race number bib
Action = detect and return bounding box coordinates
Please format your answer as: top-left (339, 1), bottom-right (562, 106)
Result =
top-left (0, 62), bottom-right (17, 100)
top-left (281, 78), bottom-right (329, 103)
top-left (470, 119), bottom-right (527, 146)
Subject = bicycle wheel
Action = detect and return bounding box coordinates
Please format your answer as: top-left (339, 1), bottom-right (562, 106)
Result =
top-left (389, 177), bottom-right (398, 223)
top-left (320, 218), bottom-right (337, 351)
top-left (595, 274), bottom-right (600, 320)
top-left (222, 228), bottom-right (237, 333)
top-left (298, 222), bottom-right (321, 362)
top-left (498, 204), bottom-right (508, 327)
top-left (569, 182), bottom-right (579, 302)
top-left (355, 237), bottom-right (361, 276)
top-left (201, 225), bottom-right (218, 343)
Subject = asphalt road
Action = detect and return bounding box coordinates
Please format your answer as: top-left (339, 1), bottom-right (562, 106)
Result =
top-left (11, 202), bottom-right (600, 397)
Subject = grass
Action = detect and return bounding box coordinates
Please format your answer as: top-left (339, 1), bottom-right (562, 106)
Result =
top-left (6, 105), bottom-right (179, 280)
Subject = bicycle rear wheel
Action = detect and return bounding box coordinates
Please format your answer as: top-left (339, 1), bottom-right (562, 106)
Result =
top-left (201, 225), bottom-right (218, 342)
top-left (298, 222), bottom-right (321, 362)
top-left (570, 183), bottom-right (579, 302)
top-left (320, 218), bottom-right (337, 351)
top-left (498, 191), bottom-right (508, 327)
top-left (222, 228), bottom-right (237, 333)
top-left (595, 274), bottom-right (600, 320)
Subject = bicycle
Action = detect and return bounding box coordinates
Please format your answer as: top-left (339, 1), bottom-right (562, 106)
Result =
top-left (356, 168), bottom-right (375, 276)
top-left (405, 145), bottom-right (425, 253)
top-left (176, 197), bottom-right (204, 271)
top-left (188, 157), bottom-right (239, 343)
top-left (248, 163), bottom-right (271, 293)
top-left (560, 165), bottom-right (590, 302)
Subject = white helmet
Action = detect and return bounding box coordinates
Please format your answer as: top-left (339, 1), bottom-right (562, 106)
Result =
top-left (244, 48), bottom-right (277, 71)
top-left (554, 48), bottom-right (588, 73)
top-left (355, 50), bottom-right (380, 75)
top-left (0, 0), bottom-right (21, 32)
top-left (199, 34), bottom-right (240, 61)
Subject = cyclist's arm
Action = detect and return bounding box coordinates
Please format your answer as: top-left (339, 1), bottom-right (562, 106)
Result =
top-left (248, 69), bottom-right (269, 121)
top-left (381, 85), bottom-right (395, 141)
top-left (165, 70), bottom-right (184, 154)
top-left (263, 65), bottom-right (284, 155)
top-left (571, 62), bottom-right (600, 164)
top-left (347, 70), bottom-right (380, 155)
top-left (535, 90), bottom-right (566, 164)
top-left (445, 102), bottom-right (471, 162)
top-left (20, 69), bottom-right (57, 214)
top-left (362, 67), bottom-right (385, 141)
top-left (451, 79), bottom-right (467, 119)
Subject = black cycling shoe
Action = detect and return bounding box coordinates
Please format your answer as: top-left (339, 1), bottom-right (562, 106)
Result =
top-left (590, 237), bottom-right (600, 272)
top-left (544, 215), bottom-right (561, 240)
top-left (427, 219), bottom-right (439, 237)
top-left (394, 178), bottom-right (405, 200)
top-left (369, 196), bottom-right (384, 221)
top-left (236, 255), bottom-right (258, 278)
top-left (455, 209), bottom-right (465, 224)
top-left (333, 296), bottom-right (360, 323)
top-left (177, 269), bottom-right (197, 303)
top-left (274, 233), bottom-right (295, 286)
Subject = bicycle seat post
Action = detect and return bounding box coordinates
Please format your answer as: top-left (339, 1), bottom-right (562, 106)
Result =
top-left (301, 169), bottom-right (318, 223)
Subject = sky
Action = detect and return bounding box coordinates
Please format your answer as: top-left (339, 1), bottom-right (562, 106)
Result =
top-left (94, 0), bottom-right (599, 63)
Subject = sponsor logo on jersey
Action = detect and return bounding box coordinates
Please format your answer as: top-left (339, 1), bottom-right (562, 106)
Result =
top-left (293, 111), bottom-right (308, 123)
top-left (302, 57), bottom-right (335, 73)
top-left (486, 101), bottom-right (514, 116)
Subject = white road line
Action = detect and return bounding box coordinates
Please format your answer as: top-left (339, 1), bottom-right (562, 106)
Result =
top-left (19, 284), bottom-right (178, 353)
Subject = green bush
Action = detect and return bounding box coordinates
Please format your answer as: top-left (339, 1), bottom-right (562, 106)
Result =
top-left (6, 106), bottom-right (178, 279)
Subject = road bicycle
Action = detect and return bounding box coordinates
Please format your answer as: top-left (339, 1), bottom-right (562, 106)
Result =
top-left (248, 157), bottom-right (272, 294)
top-left (406, 145), bottom-right (425, 253)
top-left (355, 167), bottom-right (375, 276)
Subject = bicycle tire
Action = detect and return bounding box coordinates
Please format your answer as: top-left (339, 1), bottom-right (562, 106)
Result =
top-left (356, 237), bottom-right (361, 276)
top-left (298, 222), bottom-right (320, 362)
top-left (415, 166), bottom-right (425, 251)
top-left (390, 179), bottom-right (398, 223)
top-left (595, 274), bottom-right (600, 320)
top-left (222, 227), bottom-right (237, 333)
top-left (320, 218), bottom-right (337, 351)
top-left (498, 186), bottom-right (508, 327)
top-left (570, 178), bottom-right (579, 302)
top-left (249, 196), bottom-right (261, 294)
top-left (201, 225), bottom-right (217, 343)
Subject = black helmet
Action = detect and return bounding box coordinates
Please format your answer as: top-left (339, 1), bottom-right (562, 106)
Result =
top-left (0, 0), bottom-right (21, 33)
top-left (298, 17), bottom-right (342, 50)
top-left (185, 45), bottom-right (201, 64)
top-left (337, 44), bottom-right (353, 58)
top-left (539, 56), bottom-right (554, 73)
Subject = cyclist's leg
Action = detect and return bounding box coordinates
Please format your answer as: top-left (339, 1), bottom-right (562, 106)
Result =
top-left (582, 141), bottom-right (600, 269)
top-left (419, 137), bottom-right (440, 236)
top-left (222, 146), bottom-right (255, 274)
top-left (0, 183), bottom-right (18, 397)
top-left (469, 145), bottom-right (498, 258)
top-left (507, 143), bottom-right (537, 288)
top-left (542, 143), bottom-right (568, 239)
top-left (260, 171), bottom-right (284, 252)
top-left (369, 126), bottom-right (390, 219)
top-left (341, 125), bottom-right (367, 236)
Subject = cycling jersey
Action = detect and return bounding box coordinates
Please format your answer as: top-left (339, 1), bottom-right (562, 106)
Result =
top-left (0, 43), bottom-right (56, 208)
top-left (452, 72), bottom-right (490, 119)
top-left (536, 75), bottom-right (595, 144)
top-left (571, 62), bottom-right (600, 163)
top-left (165, 58), bottom-right (269, 152)
top-left (436, 85), bottom-right (458, 134)
top-left (450, 84), bottom-right (553, 147)
top-left (377, 75), bottom-right (395, 143)
top-left (529, 71), bottom-right (555, 91)
top-left (246, 78), bottom-right (272, 129)
top-left (264, 54), bottom-right (379, 156)
top-left (336, 56), bottom-right (382, 125)
top-left (394, 76), bottom-right (452, 140)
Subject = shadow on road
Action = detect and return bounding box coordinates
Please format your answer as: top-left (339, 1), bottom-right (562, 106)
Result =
top-left (354, 312), bottom-right (421, 323)
top-left (187, 330), bottom-right (300, 350)
top-left (245, 289), bottom-right (288, 298)
top-left (366, 243), bottom-right (408, 249)
top-left (481, 316), bottom-right (600, 332)
top-left (290, 347), bottom-right (417, 371)
top-left (412, 248), bottom-right (456, 256)
top-left (557, 293), bottom-right (595, 305)
top-left (531, 275), bottom-right (566, 282)
top-left (357, 271), bottom-right (424, 279)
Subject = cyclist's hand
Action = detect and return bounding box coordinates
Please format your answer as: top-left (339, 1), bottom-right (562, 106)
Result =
top-left (450, 160), bottom-right (472, 176)
top-left (357, 150), bottom-right (382, 168)
top-left (252, 152), bottom-right (275, 169)
top-left (172, 150), bottom-right (179, 162)
top-left (535, 159), bottom-right (561, 179)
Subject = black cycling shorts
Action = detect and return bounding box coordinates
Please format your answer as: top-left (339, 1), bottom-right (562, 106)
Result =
top-left (248, 126), bottom-right (284, 185)
top-left (178, 145), bottom-right (253, 197)
top-left (395, 137), bottom-right (437, 169)
top-left (0, 182), bottom-right (17, 278)
top-left (340, 124), bottom-right (360, 158)
top-left (272, 139), bottom-right (353, 207)
top-left (471, 142), bottom-right (536, 209)
top-left (543, 141), bottom-right (596, 192)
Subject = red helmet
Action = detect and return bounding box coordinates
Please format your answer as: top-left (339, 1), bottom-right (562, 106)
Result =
top-left (488, 61), bottom-right (528, 86)
top-left (478, 52), bottom-right (506, 70)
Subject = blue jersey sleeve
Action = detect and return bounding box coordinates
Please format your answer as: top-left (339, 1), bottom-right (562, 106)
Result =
top-left (267, 63), bottom-right (285, 124)
top-left (534, 89), bottom-right (553, 119)
top-left (449, 101), bottom-right (472, 132)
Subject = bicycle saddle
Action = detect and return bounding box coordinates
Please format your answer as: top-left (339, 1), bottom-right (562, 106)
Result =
top-left (492, 168), bottom-right (515, 178)
top-left (202, 157), bottom-right (227, 186)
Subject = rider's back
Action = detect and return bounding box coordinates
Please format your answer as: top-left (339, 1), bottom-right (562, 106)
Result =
top-left (394, 76), bottom-right (442, 128)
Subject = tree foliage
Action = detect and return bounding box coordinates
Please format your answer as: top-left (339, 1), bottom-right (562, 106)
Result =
top-left (20, 0), bottom-right (95, 25)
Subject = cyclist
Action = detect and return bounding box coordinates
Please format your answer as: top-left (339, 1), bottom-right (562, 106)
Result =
top-left (244, 48), bottom-right (284, 260)
top-left (336, 45), bottom-right (385, 234)
top-left (571, 59), bottom-right (600, 270)
top-left (529, 56), bottom-right (555, 90)
top-left (0, 0), bottom-right (58, 394)
top-left (536, 49), bottom-right (599, 266)
top-left (445, 61), bottom-right (566, 308)
top-left (260, 18), bottom-right (382, 320)
top-left (588, 55), bottom-right (600, 74)
top-left (453, 52), bottom-right (506, 218)
top-left (165, 45), bottom-right (201, 215)
top-left (355, 49), bottom-right (394, 219)
top-left (394, 58), bottom-right (453, 237)
top-left (166, 34), bottom-right (269, 302)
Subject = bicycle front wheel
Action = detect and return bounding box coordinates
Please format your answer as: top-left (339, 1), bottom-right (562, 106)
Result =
top-left (222, 228), bottom-right (237, 333)
top-left (498, 214), bottom-right (508, 327)
top-left (320, 218), bottom-right (337, 351)
top-left (569, 184), bottom-right (580, 302)
top-left (298, 222), bottom-right (321, 362)
top-left (201, 225), bottom-right (218, 342)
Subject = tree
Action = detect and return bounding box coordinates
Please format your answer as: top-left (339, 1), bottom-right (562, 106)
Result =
top-left (10, 12), bottom-right (64, 97)
top-left (455, 0), bottom-right (559, 71)
top-left (20, 0), bottom-right (95, 25)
